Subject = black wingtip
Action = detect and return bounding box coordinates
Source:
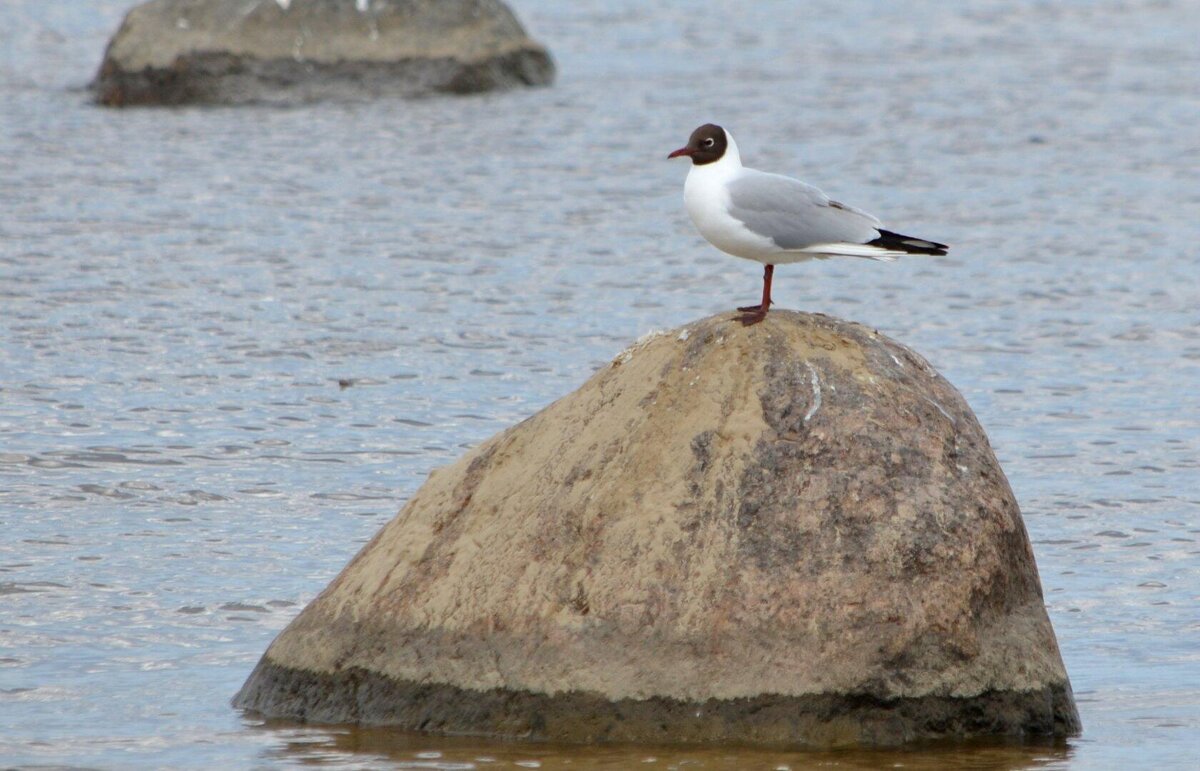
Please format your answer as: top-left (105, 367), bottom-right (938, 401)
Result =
top-left (869, 229), bottom-right (949, 256)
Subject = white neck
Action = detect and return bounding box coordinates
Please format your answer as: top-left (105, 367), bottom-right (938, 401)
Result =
top-left (718, 131), bottom-right (743, 168)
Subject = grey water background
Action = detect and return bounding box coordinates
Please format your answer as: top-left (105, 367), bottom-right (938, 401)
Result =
top-left (2, 0), bottom-right (1199, 768)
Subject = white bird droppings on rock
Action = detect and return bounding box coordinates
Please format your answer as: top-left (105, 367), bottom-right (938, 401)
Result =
top-left (613, 329), bottom-right (668, 366)
top-left (803, 362), bottom-right (822, 423)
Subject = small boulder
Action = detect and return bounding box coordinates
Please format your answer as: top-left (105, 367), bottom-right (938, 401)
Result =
top-left (92, 0), bottom-right (554, 106)
top-left (234, 311), bottom-right (1080, 746)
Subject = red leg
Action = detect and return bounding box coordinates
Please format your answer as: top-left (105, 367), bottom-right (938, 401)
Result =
top-left (737, 264), bottom-right (774, 325)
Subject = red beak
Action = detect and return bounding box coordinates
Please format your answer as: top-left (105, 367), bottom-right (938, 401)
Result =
top-left (667, 146), bottom-right (694, 159)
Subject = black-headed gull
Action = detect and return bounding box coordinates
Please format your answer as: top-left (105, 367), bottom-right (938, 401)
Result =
top-left (669, 123), bottom-right (948, 325)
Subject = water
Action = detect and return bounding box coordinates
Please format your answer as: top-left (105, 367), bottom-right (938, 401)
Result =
top-left (2, 0), bottom-right (1198, 768)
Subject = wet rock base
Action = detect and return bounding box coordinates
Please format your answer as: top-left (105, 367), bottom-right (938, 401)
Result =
top-left (238, 660), bottom-right (1079, 747)
top-left (94, 49), bottom-right (553, 107)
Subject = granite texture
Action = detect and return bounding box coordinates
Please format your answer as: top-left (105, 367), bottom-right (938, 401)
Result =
top-left (235, 311), bottom-right (1080, 746)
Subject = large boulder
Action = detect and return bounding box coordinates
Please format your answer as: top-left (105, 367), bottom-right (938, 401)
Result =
top-left (234, 311), bottom-right (1080, 746)
top-left (92, 0), bottom-right (554, 106)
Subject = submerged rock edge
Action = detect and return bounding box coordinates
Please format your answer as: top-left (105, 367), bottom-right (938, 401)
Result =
top-left (91, 49), bottom-right (554, 106)
top-left (234, 658), bottom-right (1080, 746)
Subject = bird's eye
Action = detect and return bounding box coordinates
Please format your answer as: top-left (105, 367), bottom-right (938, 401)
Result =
top-left (702, 138), bottom-right (715, 148)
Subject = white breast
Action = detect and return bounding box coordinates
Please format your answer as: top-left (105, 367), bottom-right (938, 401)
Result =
top-left (683, 155), bottom-right (787, 265)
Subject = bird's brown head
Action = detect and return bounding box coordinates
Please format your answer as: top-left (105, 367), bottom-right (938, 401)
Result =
top-left (668, 124), bottom-right (727, 165)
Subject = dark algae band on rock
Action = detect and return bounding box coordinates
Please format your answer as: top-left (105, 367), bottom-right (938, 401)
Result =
top-left (237, 662), bottom-right (1079, 747)
top-left (91, 0), bottom-right (555, 107)
top-left (235, 311), bottom-right (1080, 746)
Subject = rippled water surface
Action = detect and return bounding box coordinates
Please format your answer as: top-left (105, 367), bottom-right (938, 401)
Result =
top-left (3, 0), bottom-right (1199, 768)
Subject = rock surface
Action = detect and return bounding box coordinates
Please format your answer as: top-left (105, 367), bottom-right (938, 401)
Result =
top-left (234, 311), bottom-right (1080, 746)
top-left (92, 0), bottom-right (554, 106)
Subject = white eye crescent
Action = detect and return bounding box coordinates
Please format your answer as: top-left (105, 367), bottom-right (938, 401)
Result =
top-left (702, 138), bottom-right (715, 148)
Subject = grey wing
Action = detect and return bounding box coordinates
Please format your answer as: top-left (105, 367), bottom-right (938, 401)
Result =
top-left (726, 171), bottom-right (882, 250)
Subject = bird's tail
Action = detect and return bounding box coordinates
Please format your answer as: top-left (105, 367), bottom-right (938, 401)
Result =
top-left (866, 229), bottom-right (948, 256)
top-left (795, 230), bottom-right (949, 262)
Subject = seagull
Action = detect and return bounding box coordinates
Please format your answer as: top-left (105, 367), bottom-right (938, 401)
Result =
top-left (668, 123), bottom-right (948, 325)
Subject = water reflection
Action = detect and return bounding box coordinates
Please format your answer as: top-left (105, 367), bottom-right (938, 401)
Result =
top-left (254, 721), bottom-right (1073, 770)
